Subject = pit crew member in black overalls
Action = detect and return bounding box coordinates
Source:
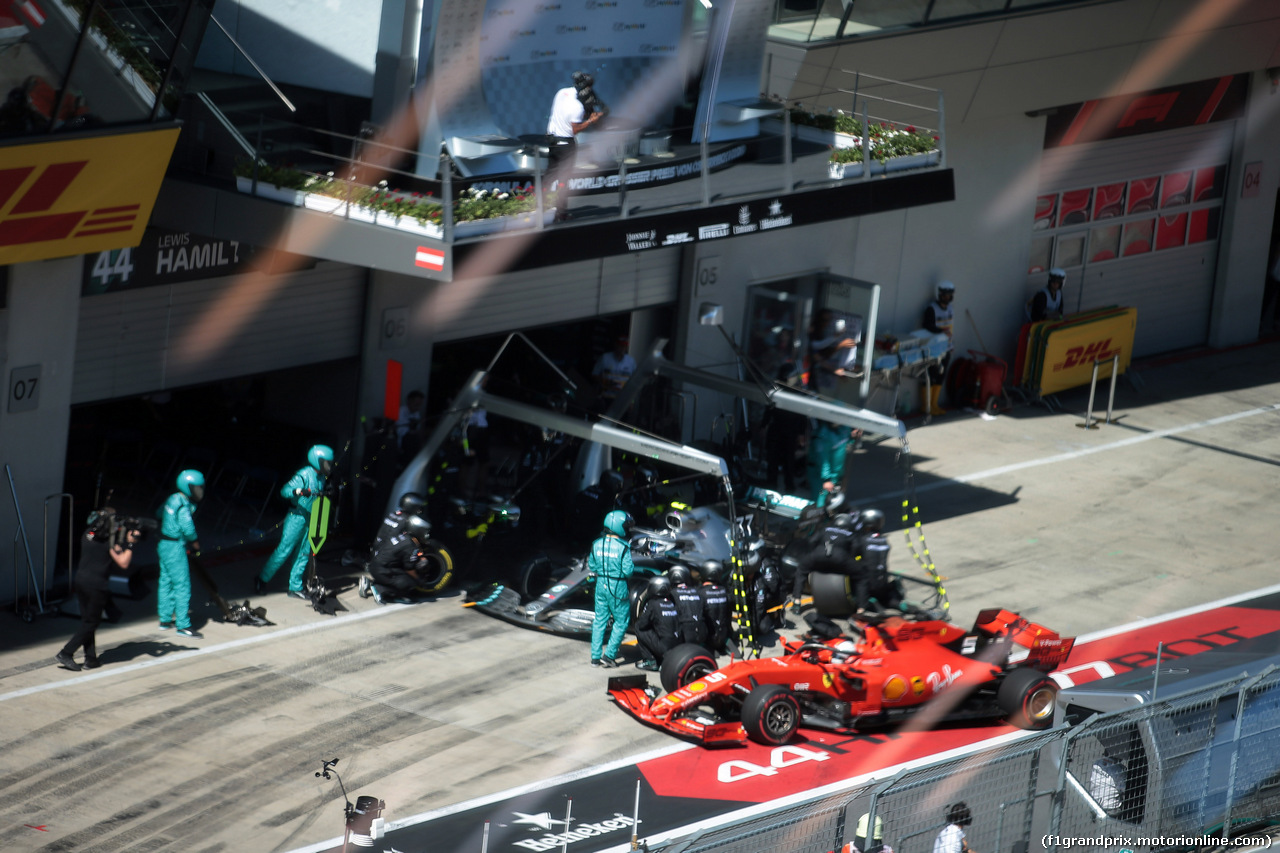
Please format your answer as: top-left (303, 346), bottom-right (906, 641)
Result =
top-left (633, 574), bottom-right (681, 672)
top-left (366, 515), bottom-right (433, 605)
top-left (373, 492), bottom-right (427, 555)
top-left (853, 509), bottom-right (901, 614)
top-left (792, 512), bottom-right (860, 609)
top-left (669, 564), bottom-right (706, 647)
top-left (698, 560), bottom-right (733, 656)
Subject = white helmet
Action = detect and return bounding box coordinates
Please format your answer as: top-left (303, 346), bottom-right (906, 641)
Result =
top-left (938, 280), bottom-right (955, 293)
top-left (1048, 268), bottom-right (1066, 282)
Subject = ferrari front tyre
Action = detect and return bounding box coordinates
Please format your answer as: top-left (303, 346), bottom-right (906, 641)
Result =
top-left (741, 684), bottom-right (801, 746)
top-left (415, 541), bottom-right (455, 594)
top-left (998, 667), bottom-right (1058, 730)
top-left (659, 643), bottom-right (718, 693)
top-left (810, 572), bottom-right (855, 618)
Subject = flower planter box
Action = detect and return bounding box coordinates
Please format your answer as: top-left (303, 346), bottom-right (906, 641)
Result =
top-left (830, 149), bottom-right (941, 179)
top-left (235, 176), bottom-right (306, 205)
top-left (303, 193), bottom-right (347, 214)
top-left (453, 216), bottom-right (508, 238)
top-left (761, 117), bottom-right (860, 150)
top-left (376, 211), bottom-right (443, 239)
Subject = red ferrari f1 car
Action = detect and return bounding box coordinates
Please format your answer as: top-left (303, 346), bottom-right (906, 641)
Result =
top-left (607, 607), bottom-right (1074, 747)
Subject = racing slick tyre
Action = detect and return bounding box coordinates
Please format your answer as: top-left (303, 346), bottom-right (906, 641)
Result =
top-left (810, 572), bottom-right (855, 618)
top-left (518, 555), bottom-right (573, 599)
top-left (997, 667), bottom-right (1058, 730)
top-left (414, 541), bottom-right (455, 594)
top-left (741, 684), bottom-right (801, 746)
top-left (660, 643), bottom-right (719, 693)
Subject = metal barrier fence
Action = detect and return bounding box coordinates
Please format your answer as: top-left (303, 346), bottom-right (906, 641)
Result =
top-left (648, 667), bottom-right (1280, 853)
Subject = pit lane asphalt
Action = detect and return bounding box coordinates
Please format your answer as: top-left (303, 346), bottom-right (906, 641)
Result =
top-left (2, 340), bottom-right (1279, 853)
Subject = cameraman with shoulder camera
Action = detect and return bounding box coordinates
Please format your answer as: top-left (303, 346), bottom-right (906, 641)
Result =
top-left (546, 70), bottom-right (608, 222)
top-left (57, 509), bottom-right (139, 670)
top-left (158, 470), bottom-right (205, 638)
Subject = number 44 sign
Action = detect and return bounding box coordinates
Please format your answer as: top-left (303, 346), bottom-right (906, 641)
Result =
top-left (89, 248), bottom-right (136, 289)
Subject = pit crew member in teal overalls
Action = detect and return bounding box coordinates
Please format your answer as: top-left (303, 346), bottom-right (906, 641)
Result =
top-left (158, 469), bottom-right (204, 637)
top-left (256, 444), bottom-right (332, 599)
top-left (589, 509), bottom-right (636, 668)
top-left (807, 420), bottom-right (851, 507)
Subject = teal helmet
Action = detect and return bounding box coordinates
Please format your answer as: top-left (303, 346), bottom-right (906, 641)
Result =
top-left (177, 469), bottom-right (205, 502)
top-left (603, 509), bottom-right (632, 537)
top-left (307, 444), bottom-right (335, 473)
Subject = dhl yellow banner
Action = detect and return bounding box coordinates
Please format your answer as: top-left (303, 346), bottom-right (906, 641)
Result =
top-left (1036, 308), bottom-right (1137, 396)
top-left (0, 126), bottom-right (180, 265)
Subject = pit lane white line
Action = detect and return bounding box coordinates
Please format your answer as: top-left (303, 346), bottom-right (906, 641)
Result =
top-left (285, 579), bottom-right (1280, 853)
top-left (0, 600), bottom-right (416, 704)
top-left (886, 402), bottom-right (1280, 499)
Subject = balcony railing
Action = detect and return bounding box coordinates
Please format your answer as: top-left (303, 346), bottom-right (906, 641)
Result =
top-left (173, 67), bottom-right (948, 248)
top-left (769, 0), bottom-right (1116, 44)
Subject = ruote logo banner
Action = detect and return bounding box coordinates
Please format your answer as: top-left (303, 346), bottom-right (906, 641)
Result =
top-left (0, 125), bottom-right (180, 264)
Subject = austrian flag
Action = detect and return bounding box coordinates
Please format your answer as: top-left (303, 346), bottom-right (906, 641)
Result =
top-left (415, 246), bottom-right (444, 270)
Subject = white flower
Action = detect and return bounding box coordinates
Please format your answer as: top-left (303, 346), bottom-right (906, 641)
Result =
top-left (378, 179), bottom-right (389, 188)
top-left (326, 171), bottom-right (335, 178)
top-left (498, 192), bottom-right (509, 200)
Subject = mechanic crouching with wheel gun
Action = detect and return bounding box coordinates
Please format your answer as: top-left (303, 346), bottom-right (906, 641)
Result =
top-left (373, 492), bottom-right (427, 555)
top-left (364, 515), bottom-right (433, 605)
top-left (256, 444), bottom-right (333, 600)
top-left (634, 574), bottom-right (681, 672)
top-left (590, 510), bottom-right (637, 668)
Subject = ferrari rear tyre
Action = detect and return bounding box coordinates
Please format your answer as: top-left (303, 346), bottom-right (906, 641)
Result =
top-left (660, 643), bottom-right (718, 693)
top-left (741, 684), bottom-right (801, 746)
top-left (998, 667), bottom-right (1058, 730)
top-left (810, 572), bottom-right (855, 617)
top-left (518, 555), bottom-right (573, 599)
top-left (414, 541), bottom-right (455, 594)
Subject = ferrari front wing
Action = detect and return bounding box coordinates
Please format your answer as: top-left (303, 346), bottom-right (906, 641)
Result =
top-left (607, 675), bottom-right (747, 747)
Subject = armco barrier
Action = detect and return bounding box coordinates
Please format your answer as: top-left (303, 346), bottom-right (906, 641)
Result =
top-left (643, 668), bottom-right (1280, 853)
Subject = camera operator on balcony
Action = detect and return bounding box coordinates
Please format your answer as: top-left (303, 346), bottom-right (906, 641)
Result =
top-left (546, 70), bottom-right (608, 222)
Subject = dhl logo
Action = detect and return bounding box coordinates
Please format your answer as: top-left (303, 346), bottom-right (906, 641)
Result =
top-left (0, 126), bottom-right (178, 264)
top-left (1053, 338), bottom-right (1122, 371)
top-left (0, 161), bottom-right (139, 246)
